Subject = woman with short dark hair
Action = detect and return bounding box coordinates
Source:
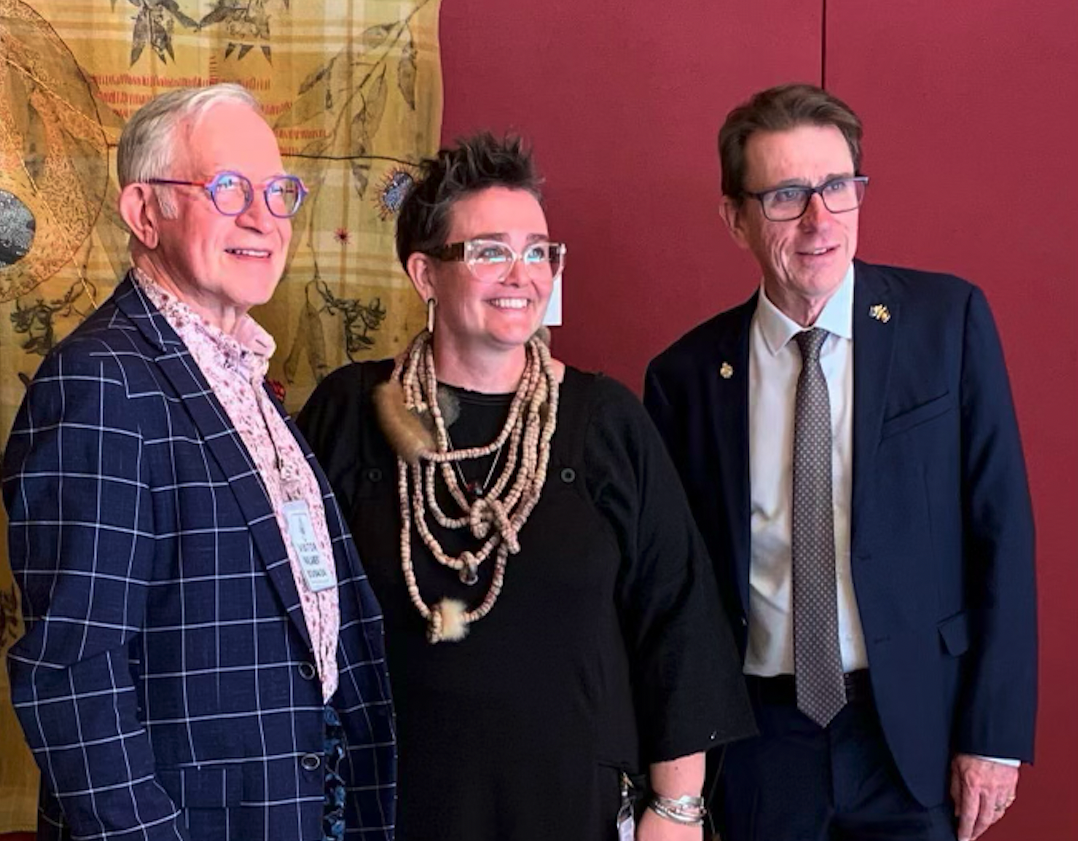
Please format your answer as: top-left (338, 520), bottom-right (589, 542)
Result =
top-left (298, 133), bottom-right (754, 841)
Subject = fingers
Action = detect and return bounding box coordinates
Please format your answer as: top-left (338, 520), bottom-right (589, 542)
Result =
top-left (969, 790), bottom-right (994, 841)
top-left (954, 783), bottom-right (978, 841)
top-left (951, 755), bottom-right (1019, 841)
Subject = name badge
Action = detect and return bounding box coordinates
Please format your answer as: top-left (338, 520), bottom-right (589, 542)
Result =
top-left (282, 500), bottom-right (336, 593)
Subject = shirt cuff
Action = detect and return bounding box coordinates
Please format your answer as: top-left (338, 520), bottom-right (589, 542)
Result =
top-left (971, 755), bottom-right (1021, 767)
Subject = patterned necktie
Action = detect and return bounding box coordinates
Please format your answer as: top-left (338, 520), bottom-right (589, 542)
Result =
top-left (792, 327), bottom-right (846, 727)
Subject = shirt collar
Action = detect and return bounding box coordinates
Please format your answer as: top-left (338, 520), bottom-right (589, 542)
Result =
top-left (755, 262), bottom-right (855, 356)
top-left (132, 267), bottom-right (276, 378)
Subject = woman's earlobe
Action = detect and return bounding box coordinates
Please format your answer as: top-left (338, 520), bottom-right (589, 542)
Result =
top-left (406, 252), bottom-right (436, 300)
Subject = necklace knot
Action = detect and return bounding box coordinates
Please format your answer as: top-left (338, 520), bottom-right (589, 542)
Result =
top-left (468, 497), bottom-right (520, 553)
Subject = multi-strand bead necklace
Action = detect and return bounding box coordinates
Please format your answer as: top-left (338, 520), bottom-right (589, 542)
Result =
top-left (377, 329), bottom-right (560, 643)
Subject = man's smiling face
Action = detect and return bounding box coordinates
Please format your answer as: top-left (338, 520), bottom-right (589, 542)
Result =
top-left (722, 123), bottom-right (859, 322)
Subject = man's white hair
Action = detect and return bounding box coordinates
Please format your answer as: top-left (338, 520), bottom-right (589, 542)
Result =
top-left (117, 83), bottom-right (262, 218)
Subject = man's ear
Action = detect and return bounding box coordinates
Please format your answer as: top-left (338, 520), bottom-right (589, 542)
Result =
top-left (719, 196), bottom-right (750, 251)
top-left (119, 183), bottom-right (161, 249)
top-left (405, 252), bottom-right (438, 303)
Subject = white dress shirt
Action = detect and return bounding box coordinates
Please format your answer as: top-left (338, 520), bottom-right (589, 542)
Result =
top-left (745, 264), bottom-right (867, 676)
top-left (740, 263), bottom-right (1017, 766)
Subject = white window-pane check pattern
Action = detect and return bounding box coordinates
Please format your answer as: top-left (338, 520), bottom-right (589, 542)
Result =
top-left (3, 279), bottom-right (396, 841)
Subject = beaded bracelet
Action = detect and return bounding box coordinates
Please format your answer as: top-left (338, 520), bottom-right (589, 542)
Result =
top-left (647, 793), bottom-right (707, 826)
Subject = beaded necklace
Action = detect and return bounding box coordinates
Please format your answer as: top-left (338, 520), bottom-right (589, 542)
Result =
top-left (376, 329), bottom-right (560, 643)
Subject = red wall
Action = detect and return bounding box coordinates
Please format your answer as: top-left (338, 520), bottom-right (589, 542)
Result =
top-left (440, 2), bottom-right (1078, 840)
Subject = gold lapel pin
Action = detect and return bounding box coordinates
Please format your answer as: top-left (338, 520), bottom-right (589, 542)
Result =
top-left (869, 303), bottom-right (891, 323)
top-left (719, 362), bottom-right (734, 379)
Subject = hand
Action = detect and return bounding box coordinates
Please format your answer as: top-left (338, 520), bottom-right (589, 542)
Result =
top-left (635, 805), bottom-right (704, 841)
top-left (950, 754), bottom-right (1019, 841)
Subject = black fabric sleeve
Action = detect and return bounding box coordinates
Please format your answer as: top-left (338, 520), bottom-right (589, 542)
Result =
top-left (581, 375), bottom-right (756, 763)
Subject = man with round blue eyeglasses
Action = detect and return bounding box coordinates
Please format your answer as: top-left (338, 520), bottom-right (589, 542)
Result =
top-left (4, 84), bottom-right (395, 841)
top-left (646, 83), bottom-right (1035, 841)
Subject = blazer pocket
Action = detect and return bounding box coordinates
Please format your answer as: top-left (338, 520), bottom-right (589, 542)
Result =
top-left (157, 764), bottom-right (244, 808)
top-left (881, 391), bottom-right (955, 440)
top-left (937, 610), bottom-right (970, 657)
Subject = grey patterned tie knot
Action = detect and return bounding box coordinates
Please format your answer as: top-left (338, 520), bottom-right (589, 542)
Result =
top-left (792, 327), bottom-right (846, 727)
top-left (795, 327), bottom-right (827, 364)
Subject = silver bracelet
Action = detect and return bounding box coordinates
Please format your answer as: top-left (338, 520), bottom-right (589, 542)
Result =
top-left (647, 794), bottom-right (707, 826)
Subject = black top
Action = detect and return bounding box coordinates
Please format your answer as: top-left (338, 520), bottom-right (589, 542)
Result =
top-left (298, 360), bottom-right (754, 840)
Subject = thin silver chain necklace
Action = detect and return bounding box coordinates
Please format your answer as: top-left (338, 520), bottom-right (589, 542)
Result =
top-left (444, 427), bottom-right (505, 500)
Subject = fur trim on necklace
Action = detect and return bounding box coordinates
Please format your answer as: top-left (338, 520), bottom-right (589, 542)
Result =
top-left (429, 599), bottom-right (470, 642)
top-left (374, 379), bottom-right (435, 465)
top-left (435, 385), bottom-right (461, 427)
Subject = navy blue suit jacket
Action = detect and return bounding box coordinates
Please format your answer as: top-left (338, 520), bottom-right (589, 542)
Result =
top-left (644, 260), bottom-right (1036, 806)
top-left (4, 276), bottom-right (396, 840)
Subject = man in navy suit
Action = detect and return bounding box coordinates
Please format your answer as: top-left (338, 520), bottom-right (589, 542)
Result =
top-left (4, 85), bottom-right (395, 840)
top-left (645, 83), bottom-right (1035, 841)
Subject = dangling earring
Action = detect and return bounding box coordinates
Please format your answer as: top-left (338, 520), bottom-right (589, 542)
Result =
top-left (426, 297), bottom-right (437, 334)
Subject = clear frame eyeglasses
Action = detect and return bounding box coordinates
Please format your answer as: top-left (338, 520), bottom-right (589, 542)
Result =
top-left (743, 175), bottom-right (869, 222)
top-left (426, 238), bottom-right (567, 284)
top-left (146, 170), bottom-right (308, 218)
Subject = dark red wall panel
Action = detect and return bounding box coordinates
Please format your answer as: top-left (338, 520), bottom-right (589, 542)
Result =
top-left (440, 0), bottom-right (822, 385)
top-left (827, 2), bottom-right (1078, 837)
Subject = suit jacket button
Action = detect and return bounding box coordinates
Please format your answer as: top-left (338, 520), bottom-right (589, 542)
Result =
top-left (301, 753), bottom-right (321, 771)
top-left (367, 468), bottom-right (383, 482)
top-left (299, 662), bottom-right (317, 680)
top-left (740, 616), bottom-right (747, 627)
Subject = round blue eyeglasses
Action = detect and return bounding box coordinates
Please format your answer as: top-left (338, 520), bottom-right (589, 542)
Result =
top-left (146, 170), bottom-right (308, 218)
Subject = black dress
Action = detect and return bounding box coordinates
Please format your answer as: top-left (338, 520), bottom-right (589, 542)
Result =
top-left (298, 361), bottom-right (754, 841)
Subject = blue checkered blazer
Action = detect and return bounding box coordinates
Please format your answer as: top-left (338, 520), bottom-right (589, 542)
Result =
top-left (3, 276), bottom-right (396, 841)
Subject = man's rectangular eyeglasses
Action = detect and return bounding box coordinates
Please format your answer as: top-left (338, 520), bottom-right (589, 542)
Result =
top-left (425, 239), bottom-right (567, 283)
top-left (146, 171), bottom-right (308, 218)
top-left (743, 175), bottom-right (869, 222)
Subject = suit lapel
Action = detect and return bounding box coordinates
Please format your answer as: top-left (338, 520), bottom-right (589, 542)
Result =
top-left (113, 277), bottom-right (314, 653)
top-left (709, 295), bottom-right (756, 615)
top-left (851, 261), bottom-right (897, 550)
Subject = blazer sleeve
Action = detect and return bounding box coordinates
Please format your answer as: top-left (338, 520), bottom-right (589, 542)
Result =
top-left (3, 344), bottom-right (188, 840)
top-left (643, 359), bottom-right (683, 469)
top-left (955, 288), bottom-right (1037, 761)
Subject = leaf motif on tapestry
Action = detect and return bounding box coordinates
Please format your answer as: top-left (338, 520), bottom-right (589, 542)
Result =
top-left (10, 282), bottom-right (89, 356)
top-left (198, 0), bottom-right (276, 64)
top-left (398, 24), bottom-right (417, 110)
top-left (283, 278), bottom-right (388, 384)
top-left (274, 1), bottom-right (427, 220)
top-left (127, 0), bottom-right (198, 66)
top-left (314, 278), bottom-right (387, 360)
top-left (284, 294), bottom-right (329, 383)
top-left (349, 66), bottom-right (387, 197)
